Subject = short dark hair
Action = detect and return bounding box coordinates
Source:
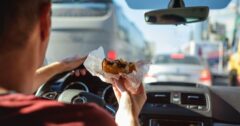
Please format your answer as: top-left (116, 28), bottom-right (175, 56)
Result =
top-left (0, 0), bottom-right (51, 53)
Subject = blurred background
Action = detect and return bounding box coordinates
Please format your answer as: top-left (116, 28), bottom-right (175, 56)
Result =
top-left (47, 0), bottom-right (240, 87)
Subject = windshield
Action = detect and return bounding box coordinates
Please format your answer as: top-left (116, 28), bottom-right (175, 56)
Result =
top-left (47, 0), bottom-right (238, 87)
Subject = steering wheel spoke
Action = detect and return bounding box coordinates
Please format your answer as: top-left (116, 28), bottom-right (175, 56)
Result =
top-left (58, 89), bottom-right (106, 107)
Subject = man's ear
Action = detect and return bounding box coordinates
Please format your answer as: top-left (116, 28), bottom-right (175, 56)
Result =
top-left (39, 3), bottom-right (51, 42)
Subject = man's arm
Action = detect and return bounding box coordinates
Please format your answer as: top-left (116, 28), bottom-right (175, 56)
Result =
top-left (115, 92), bottom-right (141, 126)
top-left (34, 56), bottom-right (86, 93)
top-left (112, 78), bottom-right (147, 126)
top-left (34, 62), bottom-right (63, 92)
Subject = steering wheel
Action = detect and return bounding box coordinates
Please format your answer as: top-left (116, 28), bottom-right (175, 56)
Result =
top-left (35, 70), bottom-right (116, 115)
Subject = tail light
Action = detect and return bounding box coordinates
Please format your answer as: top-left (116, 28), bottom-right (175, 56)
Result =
top-left (171, 54), bottom-right (185, 59)
top-left (200, 69), bottom-right (211, 81)
top-left (107, 50), bottom-right (117, 60)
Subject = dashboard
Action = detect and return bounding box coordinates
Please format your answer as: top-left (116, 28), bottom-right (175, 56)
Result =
top-left (141, 82), bottom-right (240, 126)
top-left (36, 73), bottom-right (240, 126)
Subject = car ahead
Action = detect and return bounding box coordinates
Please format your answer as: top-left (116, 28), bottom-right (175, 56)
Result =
top-left (144, 54), bottom-right (212, 86)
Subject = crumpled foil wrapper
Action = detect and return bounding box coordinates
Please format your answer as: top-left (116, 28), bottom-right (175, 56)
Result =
top-left (84, 47), bottom-right (149, 94)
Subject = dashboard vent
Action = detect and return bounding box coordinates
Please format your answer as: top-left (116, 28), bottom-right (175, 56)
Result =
top-left (147, 92), bottom-right (171, 104)
top-left (181, 93), bottom-right (206, 106)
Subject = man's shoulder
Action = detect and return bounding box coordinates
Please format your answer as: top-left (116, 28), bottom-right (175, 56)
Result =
top-left (0, 94), bottom-right (116, 126)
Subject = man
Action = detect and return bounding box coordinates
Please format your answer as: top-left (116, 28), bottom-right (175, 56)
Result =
top-left (0, 0), bottom-right (146, 126)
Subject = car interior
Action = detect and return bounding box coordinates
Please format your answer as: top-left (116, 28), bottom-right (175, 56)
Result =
top-left (36, 0), bottom-right (240, 126)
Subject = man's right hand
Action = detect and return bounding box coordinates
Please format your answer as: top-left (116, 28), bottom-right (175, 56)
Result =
top-left (112, 78), bottom-right (146, 126)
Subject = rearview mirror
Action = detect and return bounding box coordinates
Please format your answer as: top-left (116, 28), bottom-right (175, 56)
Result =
top-left (145, 6), bottom-right (209, 25)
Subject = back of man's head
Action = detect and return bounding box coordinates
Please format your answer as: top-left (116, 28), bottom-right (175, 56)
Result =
top-left (0, 0), bottom-right (50, 54)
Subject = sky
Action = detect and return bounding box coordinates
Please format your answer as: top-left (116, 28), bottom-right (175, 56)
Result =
top-left (114, 0), bottom-right (234, 54)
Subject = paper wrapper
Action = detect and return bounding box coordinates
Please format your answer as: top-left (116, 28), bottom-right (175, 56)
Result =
top-left (83, 47), bottom-right (149, 94)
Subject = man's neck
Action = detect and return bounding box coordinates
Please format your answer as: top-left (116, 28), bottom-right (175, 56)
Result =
top-left (0, 50), bottom-right (36, 94)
